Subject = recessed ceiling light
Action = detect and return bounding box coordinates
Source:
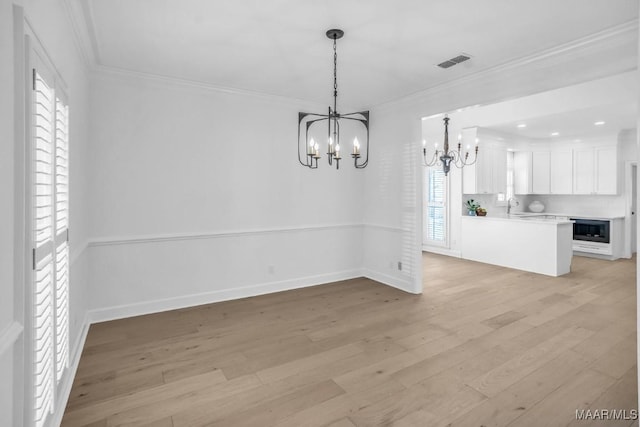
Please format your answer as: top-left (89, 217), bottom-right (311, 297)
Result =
top-left (551, 132), bottom-right (559, 136)
top-left (574, 139), bottom-right (581, 142)
top-left (594, 121), bottom-right (605, 126)
top-left (517, 123), bottom-right (527, 128)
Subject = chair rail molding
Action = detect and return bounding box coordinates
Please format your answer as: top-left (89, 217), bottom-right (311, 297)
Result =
top-left (0, 321), bottom-right (24, 356)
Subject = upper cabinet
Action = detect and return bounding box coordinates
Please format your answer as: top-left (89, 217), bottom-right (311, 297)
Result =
top-left (573, 148), bottom-right (594, 194)
top-left (549, 149), bottom-right (573, 194)
top-left (514, 143), bottom-right (616, 196)
top-left (462, 128), bottom-right (507, 195)
top-left (531, 151), bottom-right (550, 194)
top-left (595, 146), bottom-right (617, 194)
top-left (514, 151), bottom-right (532, 195)
top-left (573, 145), bottom-right (617, 195)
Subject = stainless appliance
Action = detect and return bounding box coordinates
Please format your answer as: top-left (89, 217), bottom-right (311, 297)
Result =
top-left (570, 218), bottom-right (610, 244)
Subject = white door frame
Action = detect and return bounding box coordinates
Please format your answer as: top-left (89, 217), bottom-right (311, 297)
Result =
top-left (624, 161), bottom-right (637, 258)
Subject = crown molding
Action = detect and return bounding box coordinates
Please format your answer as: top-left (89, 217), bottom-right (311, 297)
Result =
top-left (375, 19), bottom-right (639, 111)
top-left (59, 0), bottom-right (97, 67)
top-left (92, 64), bottom-right (331, 110)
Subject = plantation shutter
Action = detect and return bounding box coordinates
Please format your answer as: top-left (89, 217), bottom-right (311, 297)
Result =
top-left (54, 95), bottom-right (70, 380)
top-left (426, 168), bottom-right (447, 244)
top-left (32, 67), bottom-right (69, 427)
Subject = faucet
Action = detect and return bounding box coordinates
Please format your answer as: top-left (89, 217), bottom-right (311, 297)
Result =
top-left (507, 197), bottom-right (519, 215)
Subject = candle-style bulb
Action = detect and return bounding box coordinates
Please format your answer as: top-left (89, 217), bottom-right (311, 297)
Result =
top-left (422, 139), bottom-right (426, 147)
top-left (458, 133), bottom-right (462, 142)
top-left (475, 138), bottom-right (479, 145)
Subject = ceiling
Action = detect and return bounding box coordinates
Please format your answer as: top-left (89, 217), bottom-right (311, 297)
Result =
top-left (486, 103), bottom-right (638, 141)
top-left (82, 0), bottom-right (638, 108)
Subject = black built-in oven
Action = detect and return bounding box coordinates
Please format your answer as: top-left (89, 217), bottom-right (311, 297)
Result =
top-left (570, 218), bottom-right (610, 244)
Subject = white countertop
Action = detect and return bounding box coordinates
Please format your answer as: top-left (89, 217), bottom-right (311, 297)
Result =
top-left (461, 213), bottom-right (573, 225)
top-left (509, 211), bottom-right (624, 221)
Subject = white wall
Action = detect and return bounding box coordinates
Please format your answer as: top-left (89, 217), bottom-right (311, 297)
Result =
top-left (0, 0), bottom-right (16, 424)
top-left (87, 71), bottom-right (365, 319)
top-left (4, 0), bottom-right (93, 425)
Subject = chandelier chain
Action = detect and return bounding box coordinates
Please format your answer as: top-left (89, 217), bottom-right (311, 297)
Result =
top-left (333, 37), bottom-right (338, 112)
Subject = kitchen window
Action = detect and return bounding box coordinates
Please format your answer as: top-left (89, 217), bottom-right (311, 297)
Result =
top-left (425, 167), bottom-right (447, 246)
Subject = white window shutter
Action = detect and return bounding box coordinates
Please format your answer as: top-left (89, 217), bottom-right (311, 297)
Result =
top-left (33, 70), bottom-right (56, 427)
top-left (54, 96), bottom-right (70, 380)
top-left (426, 168), bottom-right (447, 244)
top-left (32, 68), bottom-right (70, 427)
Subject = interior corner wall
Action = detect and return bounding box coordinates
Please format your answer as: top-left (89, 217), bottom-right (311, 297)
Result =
top-left (87, 71), bottom-right (365, 321)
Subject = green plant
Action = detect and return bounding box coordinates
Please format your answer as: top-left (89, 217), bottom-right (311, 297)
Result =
top-left (464, 199), bottom-right (480, 211)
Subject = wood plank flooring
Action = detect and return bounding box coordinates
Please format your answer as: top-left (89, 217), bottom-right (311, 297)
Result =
top-left (62, 253), bottom-right (638, 426)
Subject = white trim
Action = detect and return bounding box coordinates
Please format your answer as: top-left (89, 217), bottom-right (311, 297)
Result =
top-left (362, 223), bottom-right (406, 233)
top-left (88, 269), bottom-right (363, 323)
top-left (0, 322), bottom-right (24, 356)
top-left (624, 161), bottom-right (637, 258)
top-left (88, 224), bottom-right (363, 247)
top-left (422, 246), bottom-right (462, 258)
top-left (59, 0), bottom-right (96, 67)
top-left (377, 20), bottom-right (638, 110)
top-left (362, 268), bottom-right (417, 295)
top-left (69, 240), bottom-right (89, 266)
top-left (50, 313), bottom-right (90, 427)
top-left (93, 65), bottom-right (328, 111)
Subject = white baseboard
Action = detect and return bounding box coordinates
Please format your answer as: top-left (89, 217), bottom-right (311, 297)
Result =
top-left (88, 269), bottom-right (364, 323)
top-left (362, 268), bottom-right (418, 294)
top-left (422, 246), bottom-right (462, 258)
top-left (52, 312), bottom-right (90, 427)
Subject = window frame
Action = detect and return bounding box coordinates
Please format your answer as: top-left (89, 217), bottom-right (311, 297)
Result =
top-left (24, 28), bottom-right (70, 427)
top-left (423, 166), bottom-right (449, 248)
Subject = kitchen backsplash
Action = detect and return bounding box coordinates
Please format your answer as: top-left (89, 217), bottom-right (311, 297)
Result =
top-left (462, 194), bottom-right (625, 217)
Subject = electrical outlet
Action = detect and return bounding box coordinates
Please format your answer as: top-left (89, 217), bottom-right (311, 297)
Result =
top-left (397, 261), bottom-right (402, 271)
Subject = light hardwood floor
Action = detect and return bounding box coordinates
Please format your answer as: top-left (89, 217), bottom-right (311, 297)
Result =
top-left (62, 253), bottom-right (637, 427)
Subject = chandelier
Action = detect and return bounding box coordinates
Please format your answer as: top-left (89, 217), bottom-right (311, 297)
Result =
top-left (297, 29), bottom-right (369, 170)
top-left (423, 115), bottom-right (478, 175)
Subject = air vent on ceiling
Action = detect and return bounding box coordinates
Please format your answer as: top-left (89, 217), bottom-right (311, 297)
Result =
top-left (437, 53), bottom-right (471, 69)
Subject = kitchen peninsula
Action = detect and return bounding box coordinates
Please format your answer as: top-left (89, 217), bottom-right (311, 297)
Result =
top-left (460, 214), bottom-right (574, 276)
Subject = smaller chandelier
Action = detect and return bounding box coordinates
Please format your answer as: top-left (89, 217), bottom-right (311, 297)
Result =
top-left (298, 29), bottom-right (369, 170)
top-left (423, 115), bottom-right (478, 175)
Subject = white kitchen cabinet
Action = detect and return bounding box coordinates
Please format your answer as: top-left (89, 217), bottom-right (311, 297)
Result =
top-left (463, 144), bottom-right (506, 194)
top-left (573, 148), bottom-right (594, 194)
top-left (514, 151), bottom-right (532, 195)
top-left (550, 149), bottom-right (573, 194)
top-left (573, 145), bottom-right (617, 195)
top-left (595, 146), bottom-right (617, 194)
top-left (532, 151), bottom-right (550, 194)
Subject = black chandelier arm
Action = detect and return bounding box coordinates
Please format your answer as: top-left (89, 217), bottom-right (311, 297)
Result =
top-left (298, 114), bottom-right (330, 168)
top-left (354, 132), bottom-right (369, 168)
